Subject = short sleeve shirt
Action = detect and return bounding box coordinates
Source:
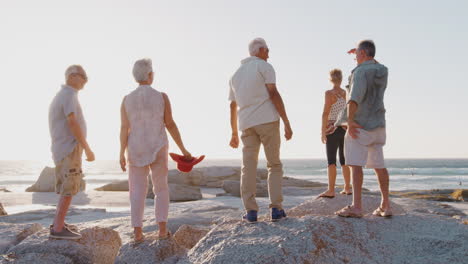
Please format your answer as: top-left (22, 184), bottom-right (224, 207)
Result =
top-left (229, 56), bottom-right (279, 131)
top-left (49, 85), bottom-right (87, 165)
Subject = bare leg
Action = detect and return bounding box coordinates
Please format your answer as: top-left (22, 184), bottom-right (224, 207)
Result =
top-left (134, 227), bottom-right (143, 241)
top-left (350, 165), bottom-right (364, 212)
top-left (374, 168), bottom-right (391, 210)
top-left (342, 165), bottom-right (352, 193)
top-left (320, 165), bottom-right (337, 197)
top-left (53, 195), bottom-right (72, 232)
top-left (158, 222), bottom-right (167, 237)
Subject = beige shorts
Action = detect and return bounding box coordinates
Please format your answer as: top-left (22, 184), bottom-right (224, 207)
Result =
top-left (344, 127), bottom-right (386, 169)
top-left (55, 145), bottom-right (84, 196)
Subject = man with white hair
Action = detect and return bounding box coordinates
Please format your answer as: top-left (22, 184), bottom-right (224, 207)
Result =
top-left (48, 65), bottom-right (95, 239)
top-left (229, 38), bottom-right (293, 223)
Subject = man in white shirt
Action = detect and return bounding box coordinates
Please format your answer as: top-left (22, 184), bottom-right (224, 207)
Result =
top-left (48, 65), bottom-right (95, 239)
top-left (229, 38), bottom-right (293, 223)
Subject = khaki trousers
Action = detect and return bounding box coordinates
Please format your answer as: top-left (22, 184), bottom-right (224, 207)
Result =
top-left (241, 121), bottom-right (283, 211)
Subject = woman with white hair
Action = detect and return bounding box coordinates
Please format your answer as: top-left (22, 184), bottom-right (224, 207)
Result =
top-left (120, 58), bottom-right (192, 241)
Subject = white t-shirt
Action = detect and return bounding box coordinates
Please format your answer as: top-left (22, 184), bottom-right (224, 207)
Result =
top-left (229, 56), bottom-right (279, 131)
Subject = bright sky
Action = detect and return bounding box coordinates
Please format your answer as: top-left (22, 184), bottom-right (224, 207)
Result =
top-left (1, 0), bottom-right (467, 163)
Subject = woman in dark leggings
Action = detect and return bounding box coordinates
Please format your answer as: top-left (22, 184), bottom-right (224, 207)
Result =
top-left (319, 69), bottom-right (351, 198)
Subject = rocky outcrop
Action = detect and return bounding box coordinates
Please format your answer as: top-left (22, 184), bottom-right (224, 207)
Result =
top-left (25, 166), bottom-right (85, 193)
top-left (390, 189), bottom-right (468, 202)
top-left (115, 233), bottom-right (186, 264)
top-left (173, 225), bottom-right (210, 249)
top-left (0, 203), bottom-right (7, 216)
top-left (0, 252), bottom-right (73, 264)
top-left (0, 223), bottom-right (43, 254)
top-left (7, 226), bottom-right (121, 264)
top-left (451, 189), bottom-right (468, 201)
top-left (288, 194), bottom-right (405, 217)
top-left (222, 180), bottom-right (268, 197)
top-left (148, 184), bottom-right (203, 202)
top-left (94, 180), bottom-right (129, 191)
top-left (181, 197), bottom-right (468, 264)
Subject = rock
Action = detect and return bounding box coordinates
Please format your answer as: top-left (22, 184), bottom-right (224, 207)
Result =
top-left (390, 189), bottom-right (462, 202)
top-left (222, 180), bottom-right (268, 197)
top-left (288, 194), bottom-right (405, 217)
top-left (94, 180), bottom-right (128, 191)
top-left (183, 198), bottom-right (468, 264)
top-left (282, 176), bottom-right (326, 188)
top-left (7, 226), bottom-right (122, 264)
top-left (25, 166), bottom-right (85, 193)
top-left (115, 233), bottom-right (186, 264)
top-left (451, 189), bottom-right (468, 201)
top-left (0, 223), bottom-right (43, 254)
top-left (0, 252), bottom-right (73, 264)
top-left (0, 203), bottom-right (7, 216)
top-left (0, 187), bottom-right (11, 192)
top-left (147, 184), bottom-right (203, 202)
top-left (173, 225), bottom-right (210, 249)
top-left (95, 181), bottom-right (203, 202)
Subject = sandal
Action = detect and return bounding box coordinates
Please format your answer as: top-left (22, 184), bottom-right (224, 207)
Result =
top-left (317, 192), bottom-right (335, 199)
top-left (335, 205), bottom-right (363, 218)
top-left (373, 207), bottom-right (392, 217)
top-left (157, 231), bottom-right (171, 240)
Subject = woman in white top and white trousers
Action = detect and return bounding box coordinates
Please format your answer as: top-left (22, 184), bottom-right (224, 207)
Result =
top-left (120, 58), bottom-right (192, 241)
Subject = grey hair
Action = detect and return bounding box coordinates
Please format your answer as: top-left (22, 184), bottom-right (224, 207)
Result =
top-left (132, 58), bottom-right (153, 82)
top-left (357, 40), bottom-right (376, 57)
top-left (248, 38), bottom-right (268, 56)
top-left (65, 65), bottom-right (85, 80)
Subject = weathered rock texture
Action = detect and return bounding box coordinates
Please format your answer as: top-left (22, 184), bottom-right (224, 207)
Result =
top-left (6, 226), bottom-right (121, 264)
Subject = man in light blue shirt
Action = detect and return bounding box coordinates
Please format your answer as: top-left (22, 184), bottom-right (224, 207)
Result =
top-left (335, 40), bottom-right (392, 218)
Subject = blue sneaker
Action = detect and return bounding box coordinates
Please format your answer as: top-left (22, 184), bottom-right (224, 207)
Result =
top-left (271, 208), bottom-right (287, 222)
top-left (242, 210), bottom-right (258, 223)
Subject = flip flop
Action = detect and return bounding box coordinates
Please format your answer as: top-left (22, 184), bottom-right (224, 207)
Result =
top-left (373, 207), bottom-right (392, 217)
top-left (335, 206), bottom-right (363, 218)
top-left (339, 190), bottom-right (353, 195)
top-left (318, 194), bottom-right (335, 199)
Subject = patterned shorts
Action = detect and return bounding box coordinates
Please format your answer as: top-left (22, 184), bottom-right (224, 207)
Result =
top-left (55, 145), bottom-right (84, 196)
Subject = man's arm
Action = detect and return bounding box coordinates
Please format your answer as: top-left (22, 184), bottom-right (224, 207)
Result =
top-left (266, 83), bottom-right (293, 140)
top-left (162, 93), bottom-right (191, 159)
top-left (67, 113), bottom-right (94, 161)
top-left (119, 98), bottom-right (129, 171)
top-left (347, 70), bottom-right (367, 139)
top-left (229, 101), bottom-right (239, 148)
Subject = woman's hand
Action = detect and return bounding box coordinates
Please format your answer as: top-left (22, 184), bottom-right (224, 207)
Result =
top-left (321, 134), bottom-right (327, 144)
top-left (182, 149), bottom-right (192, 161)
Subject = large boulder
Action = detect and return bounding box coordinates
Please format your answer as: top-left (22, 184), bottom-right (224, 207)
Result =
top-left (94, 180), bottom-right (128, 191)
top-left (288, 194), bottom-right (405, 217)
top-left (0, 223), bottom-right (43, 254)
top-left (147, 184), bottom-right (203, 202)
top-left (0, 203), bottom-right (7, 216)
top-left (0, 252), bottom-right (73, 264)
top-left (115, 233), bottom-right (186, 264)
top-left (282, 176), bottom-right (326, 188)
top-left (222, 180), bottom-right (268, 197)
top-left (7, 226), bottom-right (122, 264)
top-left (173, 225), bottom-right (210, 249)
top-left (451, 189), bottom-right (468, 201)
top-left (25, 166), bottom-right (85, 193)
top-left (182, 198), bottom-right (468, 264)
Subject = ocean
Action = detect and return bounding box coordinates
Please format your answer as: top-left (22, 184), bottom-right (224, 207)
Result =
top-left (0, 159), bottom-right (466, 193)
